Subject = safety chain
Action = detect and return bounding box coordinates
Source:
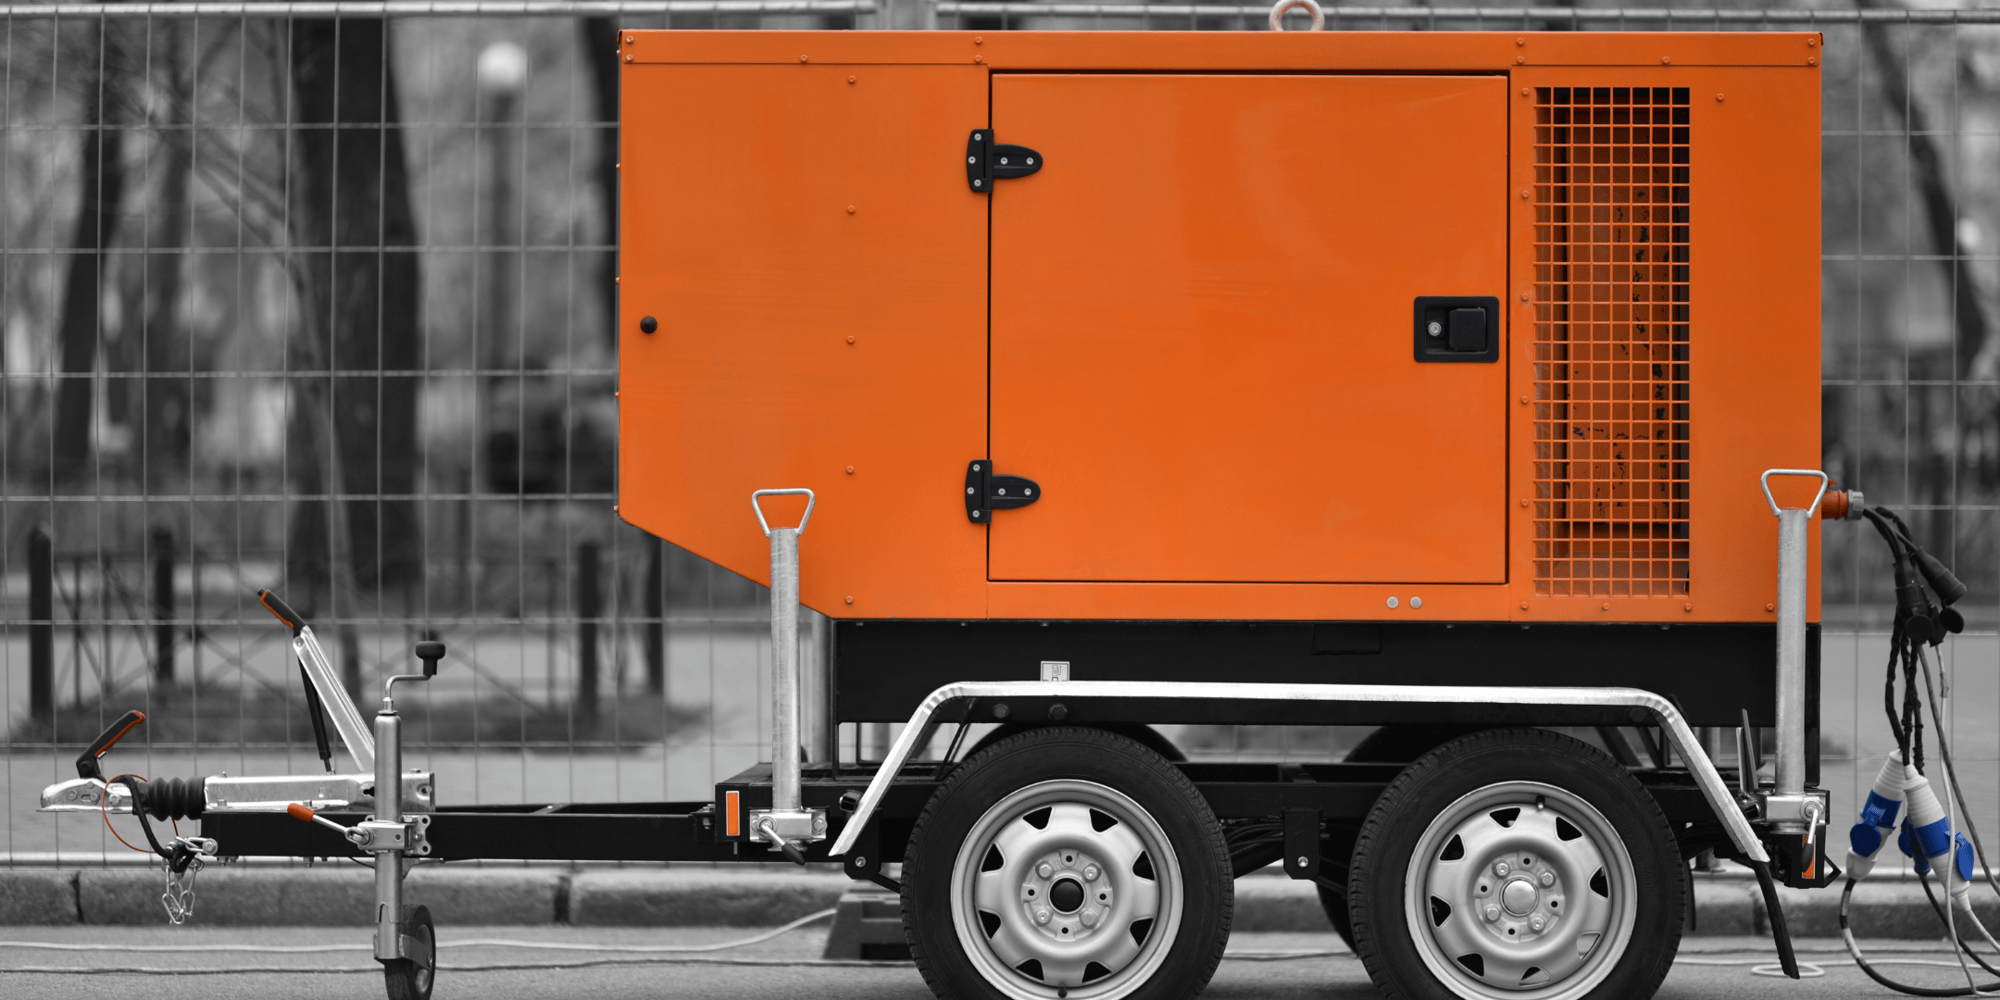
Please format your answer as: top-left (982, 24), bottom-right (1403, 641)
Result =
top-left (160, 837), bottom-right (219, 925)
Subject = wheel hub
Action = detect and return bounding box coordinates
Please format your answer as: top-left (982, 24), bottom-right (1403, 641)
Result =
top-left (1021, 847), bottom-right (1117, 939)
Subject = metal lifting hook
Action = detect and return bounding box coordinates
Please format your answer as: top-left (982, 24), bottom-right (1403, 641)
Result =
top-left (1268, 0), bottom-right (1324, 32)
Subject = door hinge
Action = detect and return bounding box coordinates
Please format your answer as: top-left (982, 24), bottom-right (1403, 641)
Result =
top-left (966, 130), bottom-right (1043, 193)
top-left (965, 460), bottom-right (1041, 522)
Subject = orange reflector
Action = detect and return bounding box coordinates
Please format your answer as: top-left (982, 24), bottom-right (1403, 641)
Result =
top-left (725, 791), bottom-right (740, 837)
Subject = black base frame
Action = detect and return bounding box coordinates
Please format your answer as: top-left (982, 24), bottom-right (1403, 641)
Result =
top-left (204, 618), bottom-right (1821, 885)
top-left (204, 757), bottom-right (1776, 876)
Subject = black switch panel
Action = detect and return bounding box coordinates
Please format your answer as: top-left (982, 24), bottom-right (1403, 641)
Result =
top-left (1413, 296), bottom-right (1501, 363)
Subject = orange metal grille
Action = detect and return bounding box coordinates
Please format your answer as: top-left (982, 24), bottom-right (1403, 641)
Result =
top-left (1532, 86), bottom-right (1691, 599)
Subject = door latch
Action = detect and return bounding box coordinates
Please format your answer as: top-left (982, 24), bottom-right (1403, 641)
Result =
top-left (965, 460), bottom-right (1042, 522)
top-left (966, 130), bottom-right (1043, 192)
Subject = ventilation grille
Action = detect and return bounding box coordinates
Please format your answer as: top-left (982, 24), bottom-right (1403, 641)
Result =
top-left (1531, 86), bottom-right (1690, 599)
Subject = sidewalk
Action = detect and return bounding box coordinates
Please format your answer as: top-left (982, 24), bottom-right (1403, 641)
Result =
top-left (0, 862), bottom-right (1990, 938)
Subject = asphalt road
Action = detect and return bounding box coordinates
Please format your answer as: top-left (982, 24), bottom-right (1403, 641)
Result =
top-left (0, 924), bottom-right (1991, 1000)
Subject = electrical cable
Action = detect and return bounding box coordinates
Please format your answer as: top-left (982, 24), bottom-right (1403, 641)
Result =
top-left (1844, 878), bottom-right (2000, 997)
top-left (99, 774), bottom-right (155, 857)
top-left (1834, 504), bottom-right (2000, 995)
top-left (1921, 652), bottom-right (1996, 997)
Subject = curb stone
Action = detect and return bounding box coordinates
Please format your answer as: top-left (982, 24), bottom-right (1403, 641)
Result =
top-left (72, 866), bottom-right (564, 926)
top-left (0, 865), bottom-right (1989, 937)
top-left (567, 870), bottom-right (848, 927)
top-left (0, 869), bottom-right (78, 924)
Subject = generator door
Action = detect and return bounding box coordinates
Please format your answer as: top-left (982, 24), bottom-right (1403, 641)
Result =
top-left (989, 74), bottom-right (1510, 584)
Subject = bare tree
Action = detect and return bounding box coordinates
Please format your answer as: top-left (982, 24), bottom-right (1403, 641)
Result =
top-left (1864, 20), bottom-right (1992, 376)
top-left (286, 17), bottom-right (424, 593)
top-left (142, 19), bottom-right (194, 482)
top-left (580, 16), bottom-right (619, 351)
top-left (52, 17), bottom-right (129, 482)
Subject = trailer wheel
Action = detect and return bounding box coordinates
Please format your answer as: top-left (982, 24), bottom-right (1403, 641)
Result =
top-left (1320, 725), bottom-right (1489, 949)
top-left (902, 726), bottom-right (1231, 1000)
top-left (382, 904), bottom-right (435, 1000)
top-left (1348, 729), bottom-right (1682, 1000)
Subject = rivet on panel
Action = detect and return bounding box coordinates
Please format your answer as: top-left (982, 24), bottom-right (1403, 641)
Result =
top-left (1520, 292), bottom-right (1530, 301)
top-left (1515, 55), bottom-right (1526, 65)
top-left (1601, 603), bottom-right (1611, 611)
top-left (1411, 597), bottom-right (1423, 609)
top-left (848, 75), bottom-right (857, 84)
top-left (1519, 188), bottom-right (1530, 199)
top-left (1766, 603), bottom-right (1776, 612)
top-left (1520, 499), bottom-right (1529, 507)
top-left (846, 335), bottom-right (856, 344)
top-left (846, 466), bottom-right (855, 475)
top-left (1807, 37), bottom-right (1818, 47)
top-left (624, 54), bottom-right (632, 62)
top-left (847, 205), bottom-right (856, 214)
top-left (1519, 396), bottom-right (1529, 405)
top-left (1515, 37), bottom-right (1524, 46)
top-left (1684, 604), bottom-right (1694, 612)
top-left (1520, 602), bottom-right (1530, 610)
top-left (845, 596), bottom-right (854, 605)
top-left (1521, 87), bottom-right (1531, 96)
top-left (1386, 596), bottom-right (1399, 609)
top-left (1661, 56), bottom-right (1672, 65)
top-left (625, 33), bottom-right (635, 44)
top-left (974, 54), bottom-right (985, 63)
top-left (1807, 56), bottom-right (1818, 66)
top-left (1716, 93), bottom-right (1726, 102)
top-left (975, 35), bottom-right (984, 43)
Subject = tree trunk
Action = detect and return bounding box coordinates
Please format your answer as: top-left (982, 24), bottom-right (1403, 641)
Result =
top-left (1863, 21), bottom-right (1991, 376)
top-left (580, 16), bottom-right (619, 351)
top-left (144, 19), bottom-right (193, 482)
top-left (52, 17), bottom-right (128, 483)
top-left (287, 18), bottom-right (424, 591)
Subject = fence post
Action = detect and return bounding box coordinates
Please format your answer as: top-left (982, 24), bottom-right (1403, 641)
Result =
top-left (577, 541), bottom-right (601, 720)
top-left (29, 525), bottom-right (53, 721)
top-left (152, 526), bottom-right (175, 686)
top-left (645, 534), bottom-right (665, 695)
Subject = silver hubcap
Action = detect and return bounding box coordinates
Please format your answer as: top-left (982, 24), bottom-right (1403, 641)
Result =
top-left (1404, 781), bottom-right (1637, 1000)
top-left (950, 779), bottom-right (1181, 1000)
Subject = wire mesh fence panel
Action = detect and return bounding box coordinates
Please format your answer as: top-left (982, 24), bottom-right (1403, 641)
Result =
top-left (0, 1), bottom-right (1996, 864)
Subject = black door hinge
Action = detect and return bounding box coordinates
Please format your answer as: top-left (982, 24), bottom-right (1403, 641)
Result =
top-left (965, 460), bottom-right (1042, 522)
top-left (966, 130), bottom-right (1043, 193)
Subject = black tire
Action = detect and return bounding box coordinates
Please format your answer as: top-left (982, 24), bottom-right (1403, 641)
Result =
top-left (1318, 725), bottom-right (1488, 950)
top-left (1348, 728), bottom-right (1683, 1000)
top-left (902, 726), bottom-right (1231, 1000)
top-left (966, 723), bottom-right (1186, 763)
top-left (382, 904), bottom-right (436, 1000)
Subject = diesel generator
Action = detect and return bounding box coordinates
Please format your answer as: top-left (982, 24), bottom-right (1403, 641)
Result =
top-left (56, 13), bottom-right (1974, 1000)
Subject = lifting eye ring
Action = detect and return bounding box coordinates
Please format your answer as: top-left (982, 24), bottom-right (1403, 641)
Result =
top-left (1269, 0), bottom-right (1324, 32)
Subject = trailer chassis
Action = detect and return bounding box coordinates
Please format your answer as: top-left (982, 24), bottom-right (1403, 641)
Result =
top-left (41, 471), bottom-right (1843, 1000)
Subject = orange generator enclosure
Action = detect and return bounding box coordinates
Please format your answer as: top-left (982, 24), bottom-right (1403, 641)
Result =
top-left (615, 31), bottom-right (1821, 633)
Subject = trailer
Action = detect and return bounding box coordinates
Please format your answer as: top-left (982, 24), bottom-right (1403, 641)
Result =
top-left (42, 10), bottom-right (1901, 1000)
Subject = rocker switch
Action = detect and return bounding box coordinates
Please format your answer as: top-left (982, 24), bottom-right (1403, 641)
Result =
top-left (1448, 308), bottom-right (1488, 353)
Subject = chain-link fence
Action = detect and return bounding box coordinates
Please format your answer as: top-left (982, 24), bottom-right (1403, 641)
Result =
top-left (3, 0), bottom-right (1998, 864)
